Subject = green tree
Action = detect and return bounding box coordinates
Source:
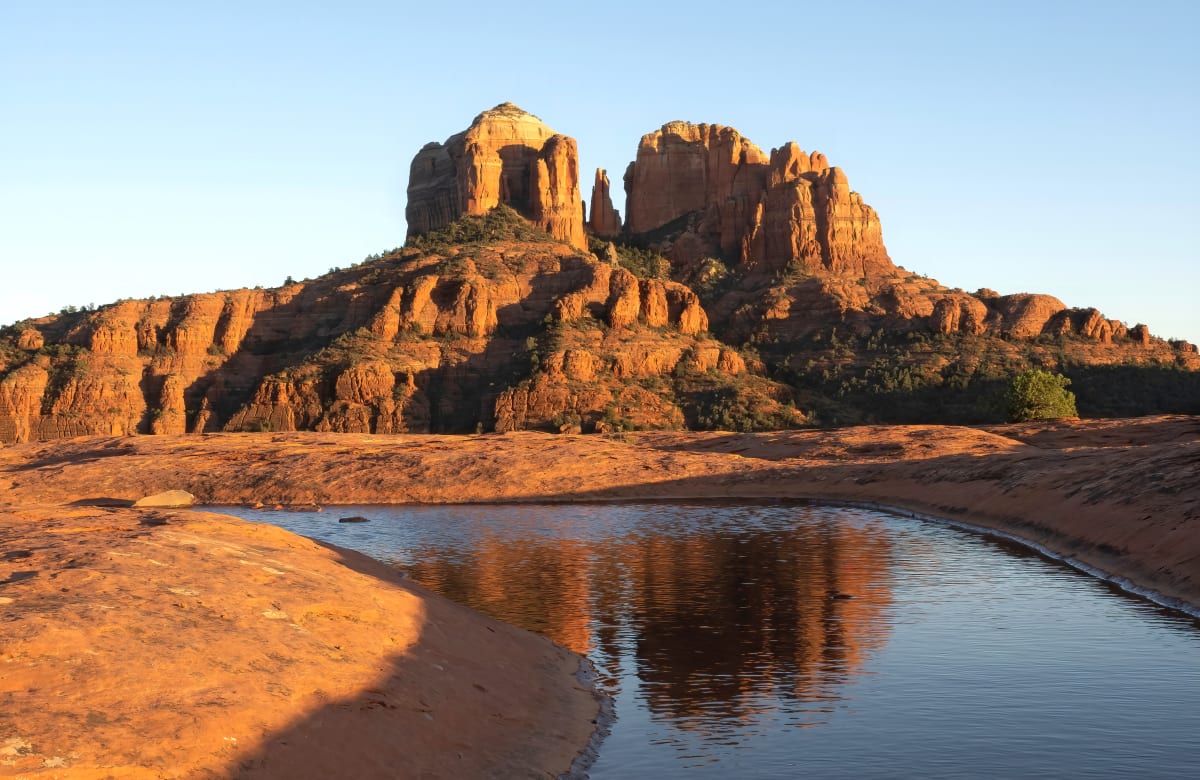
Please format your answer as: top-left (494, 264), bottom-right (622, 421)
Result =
top-left (1005, 369), bottom-right (1078, 422)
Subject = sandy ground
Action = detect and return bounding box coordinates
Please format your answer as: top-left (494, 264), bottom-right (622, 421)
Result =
top-left (1, 414), bottom-right (1198, 776)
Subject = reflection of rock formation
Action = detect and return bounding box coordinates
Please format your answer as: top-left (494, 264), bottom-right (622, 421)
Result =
top-left (623, 519), bottom-right (893, 725)
top-left (401, 507), bottom-right (894, 729)
top-left (406, 534), bottom-right (595, 658)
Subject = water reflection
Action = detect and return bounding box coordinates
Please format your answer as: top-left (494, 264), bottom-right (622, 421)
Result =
top-left (221, 502), bottom-right (1200, 779)
top-left (401, 505), bottom-right (895, 731)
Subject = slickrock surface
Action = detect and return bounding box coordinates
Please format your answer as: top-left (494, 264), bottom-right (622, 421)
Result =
top-left (2, 416), bottom-right (1198, 613)
top-left (0, 507), bottom-right (598, 778)
top-left (3, 417), bottom-right (1198, 775)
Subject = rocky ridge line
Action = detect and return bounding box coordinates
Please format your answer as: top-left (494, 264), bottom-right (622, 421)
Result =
top-left (2, 105), bottom-right (1197, 443)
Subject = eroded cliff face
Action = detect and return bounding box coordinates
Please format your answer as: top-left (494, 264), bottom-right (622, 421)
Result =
top-left (0, 209), bottom-right (807, 442)
top-left (406, 103), bottom-right (586, 250)
top-left (621, 123), bottom-right (892, 280)
top-left (610, 120), bottom-right (1178, 358)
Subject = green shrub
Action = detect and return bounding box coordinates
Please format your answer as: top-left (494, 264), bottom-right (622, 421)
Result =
top-left (550, 411), bottom-right (582, 430)
top-left (405, 205), bottom-right (556, 252)
top-left (1005, 369), bottom-right (1078, 422)
top-left (693, 257), bottom-right (732, 305)
top-left (613, 246), bottom-right (670, 280)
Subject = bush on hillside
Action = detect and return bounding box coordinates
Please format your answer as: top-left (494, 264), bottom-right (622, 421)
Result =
top-left (405, 205), bottom-right (556, 253)
top-left (1005, 369), bottom-right (1078, 422)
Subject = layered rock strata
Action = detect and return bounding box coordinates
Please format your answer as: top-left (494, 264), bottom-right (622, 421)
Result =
top-left (622, 123), bottom-right (891, 279)
top-left (2, 234), bottom-right (793, 442)
top-left (406, 103), bottom-right (586, 249)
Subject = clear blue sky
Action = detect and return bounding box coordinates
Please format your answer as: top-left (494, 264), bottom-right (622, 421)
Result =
top-left (2, 1), bottom-right (1197, 344)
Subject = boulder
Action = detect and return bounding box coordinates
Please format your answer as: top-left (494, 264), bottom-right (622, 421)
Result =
top-left (17, 329), bottom-right (43, 350)
top-left (989, 294), bottom-right (1067, 338)
top-left (606, 268), bottom-right (641, 328)
top-left (133, 490), bottom-right (195, 508)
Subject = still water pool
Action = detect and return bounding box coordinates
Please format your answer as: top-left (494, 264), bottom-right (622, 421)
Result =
top-left (220, 502), bottom-right (1200, 778)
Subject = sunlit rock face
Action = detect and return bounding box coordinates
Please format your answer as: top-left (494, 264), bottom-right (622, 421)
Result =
top-left (622, 122), bottom-right (892, 279)
top-left (406, 102), bottom-right (587, 250)
top-left (588, 168), bottom-right (622, 238)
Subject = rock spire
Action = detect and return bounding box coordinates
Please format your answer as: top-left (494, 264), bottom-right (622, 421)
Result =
top-left (588, 168), bottom-right (622, 237)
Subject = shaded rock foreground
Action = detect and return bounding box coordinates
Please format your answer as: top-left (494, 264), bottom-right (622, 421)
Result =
top-left (0, 506), bottom-right (597, 778)
top-left (2, 103), bottom-right (1198, 443)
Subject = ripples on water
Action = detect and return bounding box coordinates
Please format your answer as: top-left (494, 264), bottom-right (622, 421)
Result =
top-left (221, 502), bottom-right (1200, 779)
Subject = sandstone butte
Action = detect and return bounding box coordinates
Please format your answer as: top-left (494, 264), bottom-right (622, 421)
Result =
top-left (2, 104), bottom-right (1200, 776)
top-left (407, 102), bottom-right (587, 251)
top-left (2, 102), bottom-right (1198, 444)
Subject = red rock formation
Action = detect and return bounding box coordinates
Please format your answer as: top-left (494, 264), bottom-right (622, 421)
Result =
top-left (930, 295), bottom-right (989, 335)
top-left (624, 122), bottom-right (769, 235)
top-left (622, 122), bottom-right (892, 279)
top-left (151, 374), bottom-right (187, 435)
top-left (640, 280), bottom-right (670, 328)
top-left (0, 363), bottom-right (48, 443)
top-left (666, 283), bottom-right (707, 335)
top-left (316, 361), bottom-right (420, 434)
top-left (989, 294), bottom-right (1068, 338)
top-left (42, 356), bottom-right (146, 438)
top-left (225, 375), bottom-right (326, 433)
top-left (1075, 308), bottom-right (1113, 343)
top-left (606, 268), bottom-right (642, 329)
top-left (748, 165), bottom-right (891, 278)
top-left (3, 108), bottom-right (1196, 442)
top-left (17, 329), bottom-right (43, 350)
top-left (588, 168), bottom-right (622, 237)
top-left (406, 103), bottom-right (586, 249)
top-left (531, 135), bottom-right (585, 250)
top-left (84, 302), bottom-right (142, 357)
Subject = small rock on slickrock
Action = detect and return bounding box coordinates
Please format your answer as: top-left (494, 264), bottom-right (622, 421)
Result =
top-left (132, 490), bottom-right (195, 508)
